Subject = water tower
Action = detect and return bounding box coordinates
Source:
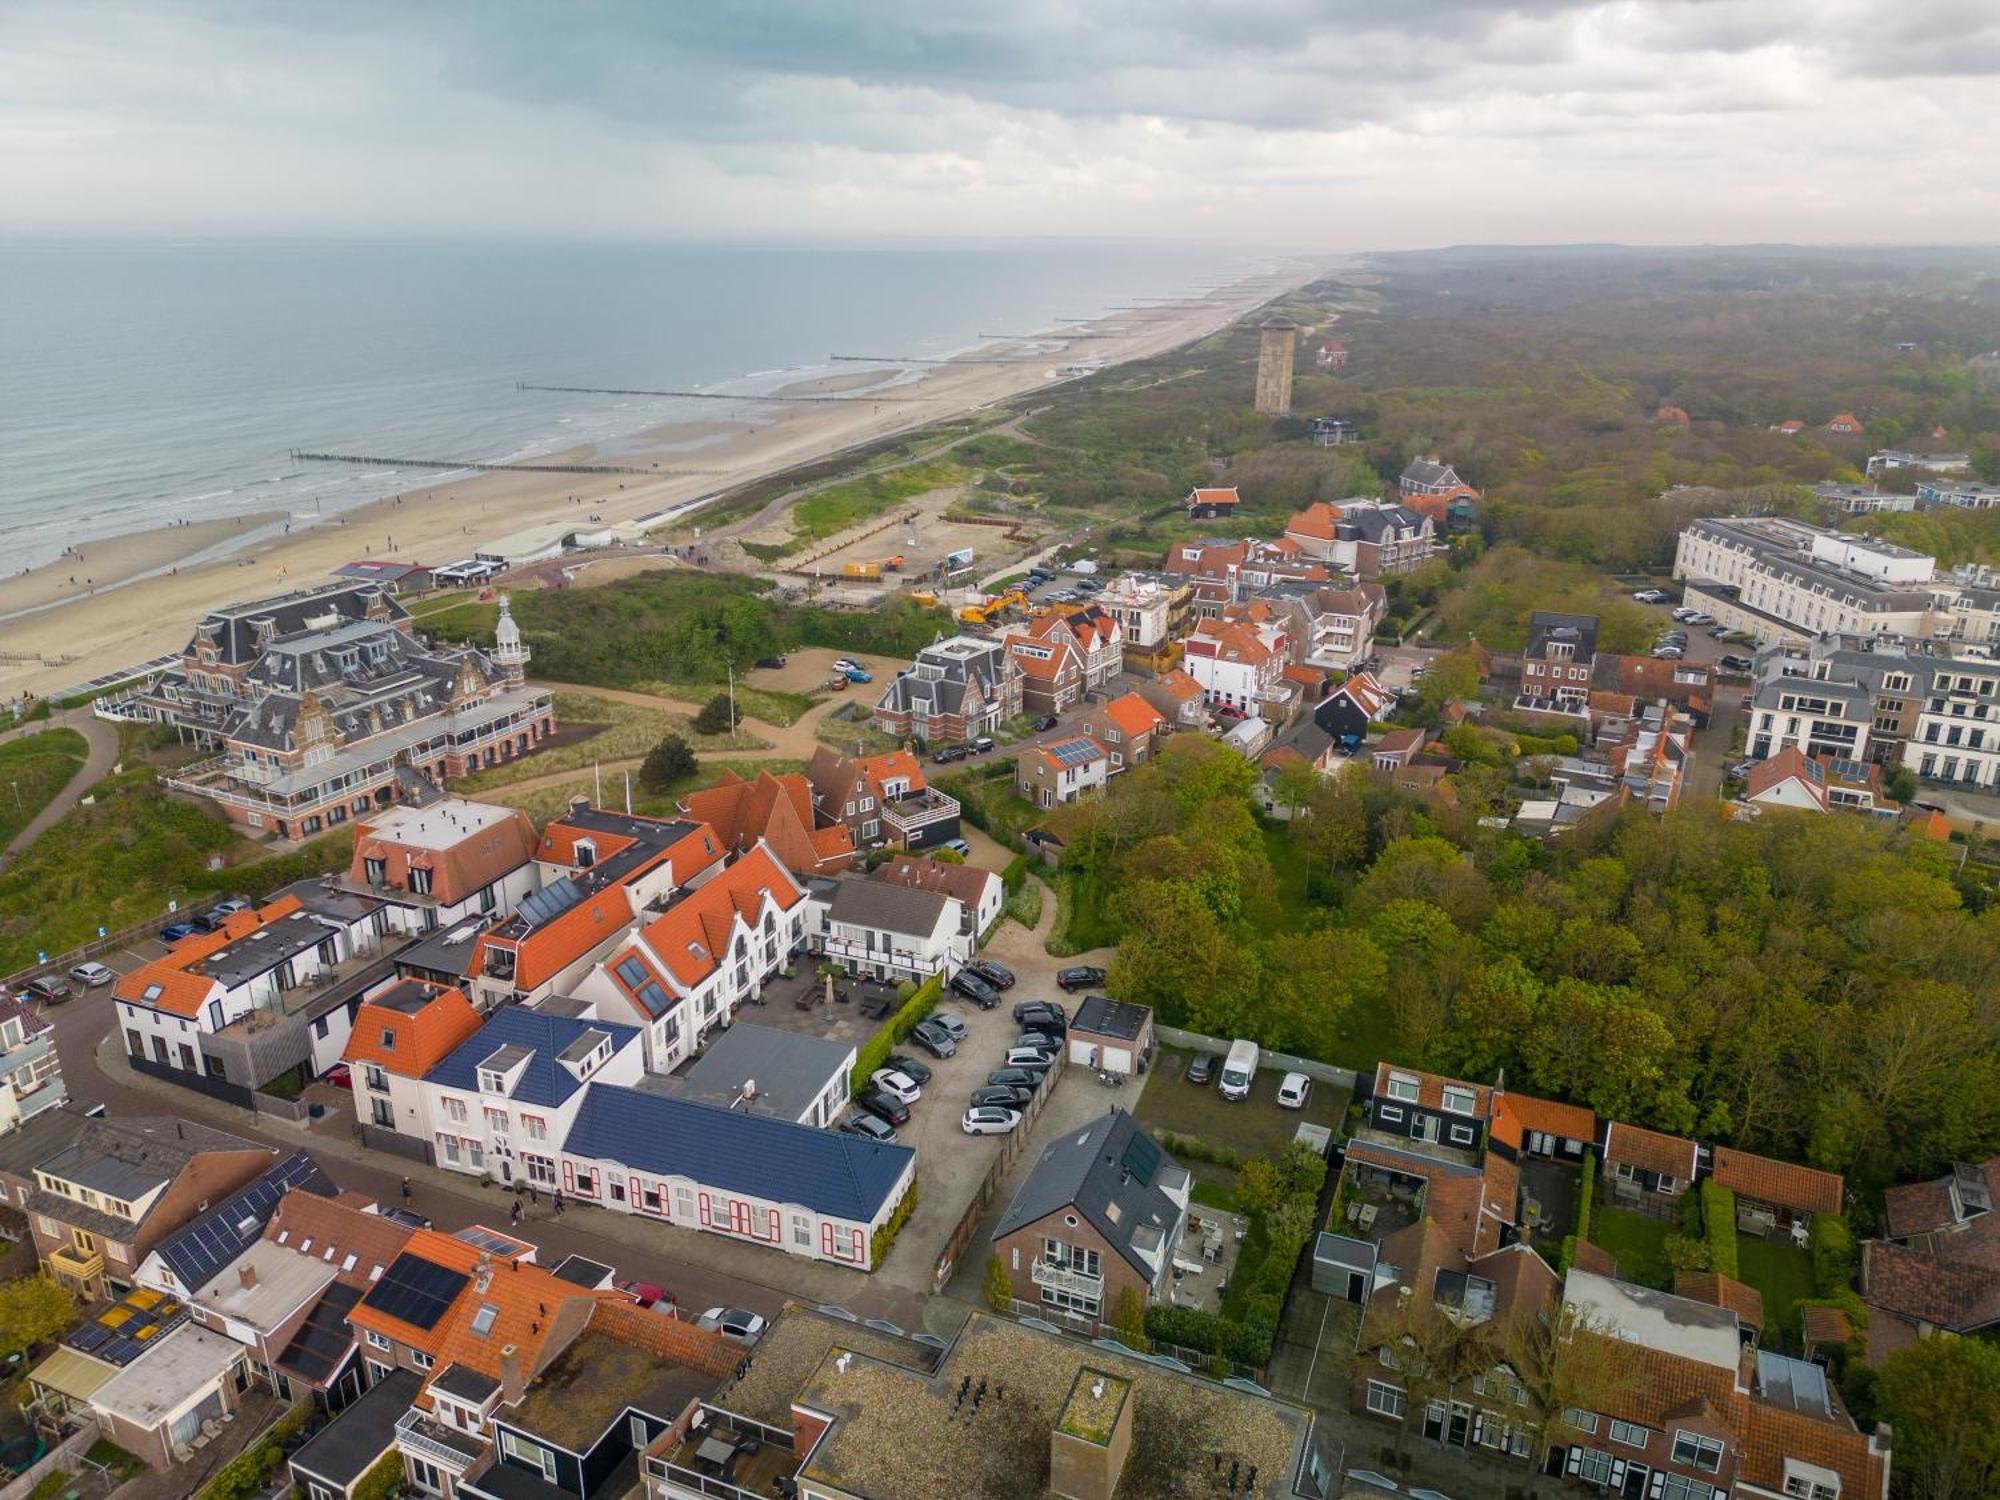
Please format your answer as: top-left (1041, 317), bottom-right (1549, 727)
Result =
top-left (1254, 315), bottom-right (1299, 415)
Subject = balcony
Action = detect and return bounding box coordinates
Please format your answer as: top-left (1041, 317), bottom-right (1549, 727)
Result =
top-left (395, 1409), bottom-right (484, 1470)
top-left (1030, 1256), bottom-right (1104, 1301)
top-left (879, 786), bottom-right (960, 837)
top-left (48, 1244), bottom-right (103, 1285)
top-left (819, 937), bottom-right (945, 977)
top-left (644, 1410), bottom-right (799, 1500)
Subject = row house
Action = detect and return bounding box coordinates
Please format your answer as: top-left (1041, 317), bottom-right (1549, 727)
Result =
top-left (345, 980), bottom-right (485, 1146)
top-left (115, 882), bottom-right (395, 1096)
top-left (1038, 604), bottom-right (1124, 690)
top-left (0, 992), bottom-right (67, 1132)
top-left (1601, 704), bottom-right (1693, 813)
top-left (34, 1305), bottom-right (256, 1469)
top-left (805, 747), bottom-right (960, 852)
top-left (875, 855), bottom-right (1005, 943)
top-left (1916, 477), bottom-right (2000, 509)
top-left (870, 634), bottom-right (1021, 743)
top-left (809, 877), bottom-right (969, 983)
top-left (991, 1110), bottom-right (1192, 1330)
top-left (1867, 1159), bottom-right (2000, 1361)
top-left (419, 1008), bottom-right (644, 1189)
top-left (1016, 734), bottom-right (1111, 809)
top-left (1595, 652), bottom-right (1717, 726)
top-left (679, 767), bottom-right (854, 876)
top-left (23, 1114), bottom-right (278, 1301)
top-left (153, 584), bottom-right (552, 843)
top-left (343, 799), bottom-right (542, 936)
top-left (1136, 668), bottom-right (1208, 730)
top-left (133, 1148), bottom-right (334, 1300)
top-left (557, 1082), bottom-right (917, 1269)
top-left (1076, 691), bottom-right (1168, 772)
top-left (1182, 616), bottom-right (1288, 716)
top-left (574, 841), bottom-right (810, 1073)
top-left (1003, 623), bottom-right (1088, 717)
top-left (1907, 655), bottom-right (2000, 790)
top-left (471, 810), bottom-right (727, 1010)
top-left (1262, 581), bottom-right (1386, 671)
top-left (1519, 610), bottom-right (1599, 710)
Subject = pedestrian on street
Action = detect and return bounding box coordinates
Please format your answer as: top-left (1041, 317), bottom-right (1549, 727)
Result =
top-left (509, 1199), bottom-right (523, 1225)
top-left (553, 1190), bottom-right (565, 1217)
top-left (401, 1175), bottom-right (412, 1204)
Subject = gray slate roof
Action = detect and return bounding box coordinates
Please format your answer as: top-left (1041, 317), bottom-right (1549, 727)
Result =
top-left (993, 1110), bottom-right (1188, 1278)
top-left (289, 1368), bottom-right (422, 1488)
top-left (29, 1116), bottom-right (269, 1237)
top-left (667, 1022), bottom-right (855, 1121)
top-left (823, 878), bottom-right (951, 937)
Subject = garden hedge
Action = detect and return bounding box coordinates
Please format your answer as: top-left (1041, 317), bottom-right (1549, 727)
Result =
top-left (849, 973), bottom-right (942, 1096)
top-left (1701, 1181), bottom-right (1738, 1280)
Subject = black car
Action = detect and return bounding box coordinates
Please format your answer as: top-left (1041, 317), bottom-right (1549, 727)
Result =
top-left (1031, 715), bottom-right (1059, 732)
top-left (1055, 967), bottom-right (1105, 992)
top-left (986, 1067), bottom-right (1043, 1091)
top-left (884, 1053), bottom-right (933, 1086)
top-left (950, 971), bottom-right (1002, 1009)
top-left (908, 1024), bottom-right (958, 1060)
top-left (1013, 998), bottom-right (1066, 1025)
top-left (966, 959), bottom-right (1015, 990)
top-left (856, 1090), bottom-right (911, 1127)
top-left (970, 1084), bottom-right (1033, 1110)
top-left (1015, 1031), bottom-right (1062, 1053)
top-left (840, 1112), bottom-right (897, 1142)
top-left (1186, 1051), bottom-right (1218, 1086)
top-left (932, 744), bottom-right (972, 764)
top-left (755, 655), bottom-right (788, 670)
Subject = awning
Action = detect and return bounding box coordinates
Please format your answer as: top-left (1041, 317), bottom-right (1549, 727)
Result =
top-left (29, 1346), bottom-right (116, 1402)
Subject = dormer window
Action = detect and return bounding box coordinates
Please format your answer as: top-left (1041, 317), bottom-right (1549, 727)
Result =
top-left (1385, 1072), bottom-right (1420, 1103)
top-left (573, 840), bottom-right (596, 869)
top-left (1441, 1085), bottom-right (1477, 1116)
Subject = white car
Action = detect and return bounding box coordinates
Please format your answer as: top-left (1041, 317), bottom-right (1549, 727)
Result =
top-left (831, 657), bottom-right (862, 675)
top-left (1276, 1072), bottom-right (1312, 1110)
top-left (697, 1307), bottom-right (768, 1344)
top-left (69, 961), bottom-right (115, 988)
top-left (870, 1068), bottom-right (923, 1104)
top-left (962, 1106), bottom-right (1022, 1136)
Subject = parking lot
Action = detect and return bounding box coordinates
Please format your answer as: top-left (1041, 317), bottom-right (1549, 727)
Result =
top-left (1136, 1046), bottom-right (1347, 1197)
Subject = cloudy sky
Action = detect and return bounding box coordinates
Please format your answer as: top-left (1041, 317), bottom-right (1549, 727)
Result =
top-left (4, 0), bottom-right (1998, 246)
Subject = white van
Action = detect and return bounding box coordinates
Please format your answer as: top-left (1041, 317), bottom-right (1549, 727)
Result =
top-left (1218, 1039), bottom-right (1260, 1101)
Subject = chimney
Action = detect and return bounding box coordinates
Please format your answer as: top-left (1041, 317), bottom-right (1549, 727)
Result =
top-left (500, 1343), bottom-right (526, 1406)
top-left (1050, 1369), bottom-right (1134, 1500)
top-left (238, 1262), bottom-right (258, 1290)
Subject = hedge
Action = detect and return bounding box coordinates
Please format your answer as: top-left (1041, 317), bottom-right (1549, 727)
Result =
top-left (869, 1181), bottom-right (918, 1266)
top-left (1809, 1212), bottom-right (1855, 1295)
top-left (353, 1450), bottom-right (405, 1500)
top-left (1701, 1181), bottom-right (1738, 1280)
top-left (1001, 853), bottom-right (1031, 894)
top-left (1575, 1153), bottom-right (1597, 1246)
top-left (1155, 1131), bottom-right (1241, 1169)
top-left (849, 974), bottom-right (942, 1096)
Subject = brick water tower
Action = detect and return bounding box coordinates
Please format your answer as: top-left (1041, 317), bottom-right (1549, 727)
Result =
top-left (1254, 315), bottom-right (1299, 415)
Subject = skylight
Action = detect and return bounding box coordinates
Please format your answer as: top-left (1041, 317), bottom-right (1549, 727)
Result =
top-left (470, 1303), bottom-right (499, 1337)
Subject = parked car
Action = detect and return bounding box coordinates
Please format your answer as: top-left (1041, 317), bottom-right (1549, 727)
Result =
top-left (840, 1112), bottom-right (898, 1142)
top-left (870, 1069), bottom-right (923, 1105)
top-left (698, 1307), bottom-right (768, 1345)
top-left (932, 744), bottom-right (971, 764)
top-left (69, 961), bottom-right (114, 988)
top-left (1015, 1030), bottom-right (1062, 1054)
top-left (1031, 715), bottom-right (1059, 732)
top-left (1002, 1046), bottom-right (1057, 1072)
top-left (1012, 1004), bottom-right (1066, 1036)
top-left (971, 736), bottom-right (995, 755)
top-left (966, 959), bottom-right (1015, 989)
top-left (210, 897), bottom-right (251, 916)
top-left (986, 1067), bottom-right (1043, 1092)
top-left (856, 1090), bottom-right (911, 1127)
top-left (1671, 607), bottom-right (1697, 622)
top-left (963, 1107), bottom-right (1023, 1136)
top-left (884, 1053), bottom-right (933, 1086)
top-left (754, 655), bottom-right (788, 670)
top-left (844, 668), bottom-right (873, 684)
top-left (970, 1084), bottom-right (1032, 1110)
top-left (1186, 1051), bottom-right (1218, 1086)
top-left (831, 658), bottom-right (862, 674)
top-left (383, 1207), bottom-right (432, 1230)
top-left (1652, 647), bottom-right (1683, 660)
top-left (322, 1063), bottom-right (354, 1090)
top-left (950, 971), bottom-right (1002, 1009)
top-left (907, 1025), bottom-right (957, 1060)
top-left (940, 837), bottom-right (971, 857)
top-left (1014, 997), bottom-right (1067, 1025)
top-left (1708, 625), bottom-right (1729, 638)
top-left (928, 1013), bottom-right (969, 1041)
top-left (1720, 654), bottom-right (1754, 673)
top-left (617, 1279), bottom-right (668, 1308)
top-left (1055, 967), bottom-right (1104, 992)
top-left (1277, 1072), bottom-right (1313, 1110)
top-left (160, 921), bottom-right (202, 944)
top-left (22, 976), bottom-right (71, 1005)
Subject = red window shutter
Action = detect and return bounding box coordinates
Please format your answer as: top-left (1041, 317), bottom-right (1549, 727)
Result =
top-left (820, 1222), bottom-right (834, 1256)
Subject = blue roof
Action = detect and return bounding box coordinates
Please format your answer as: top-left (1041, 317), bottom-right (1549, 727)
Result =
top-left (154, 1149), bottom-right (335, 1291)
top-left (424, 1007), bottom-right (640, 1108)
top-left (563, 1083), bottom-right (914, 1224)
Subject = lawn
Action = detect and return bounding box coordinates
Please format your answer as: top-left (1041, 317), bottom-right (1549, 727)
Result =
top-left (637, 681), bottom-right (821, 727)
top-left (485, 758), bottom-right (808, 825)
top-left (1590, 1206), bottom-right (1675, 1289)
top-left (814, 703), bottom-right (904, 756)
top-left (0, 727), bottom-right (89, 848)
top-left (1737, 1235), bottom-right (1816, 1347)
top-left (1136, 1046), bottom-right (1346, 1197)
top-left (456, 691), bottom-right (763, 792)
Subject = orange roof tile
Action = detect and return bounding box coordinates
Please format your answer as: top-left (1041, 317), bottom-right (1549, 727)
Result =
top-left (1674, 1269), bottom-right (1765, 1329)
top-left (1711, 1145), bottom-right (1844, 1216)
top-left (1371, 1063), bottom-right (1491, 1117)
top-left (478, 882), bottom-right (634, 993)
top-left (346, 1228), bottom-right (503, 1357)
top-left (627, 843), bottom-right (803, 992)
top-left (1603, 1122), bottom-right (1699, 1180)
top-left (263, 1190), bottom-right (416, 1289)
top-left (1286, 501), bottom-right (1343, 541)
top-left (113, 895), bottom-right (304, 1017)
top-left (344, 982), bottom-right (483, 1079)
top-left (1155, 670), bottom-right (1204, 702)
top-left (350, 803), bottom-right (538, 907)
top-left (425, 1255), bottom-right (609, 1392)
top-left (1100, 693), bottom-right (1166, 739)
top-left (1187, 486), bottom-right (1239, 506)
top-left (1493, 1090), bottom-right (1597, 1144)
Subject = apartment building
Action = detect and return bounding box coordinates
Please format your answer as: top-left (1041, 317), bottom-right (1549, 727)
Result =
top-left (1094, 570), bottom-right (1190, 652)
top-left (806, 747), bottom-right (960, 853)
top-left (810, 878), bottom-right (969, 982)
top-left (1182, 616), bottom-right (1288, 715)
top-left (0, 993), bottom-right (66, 1132)
top-left (1260, 580), bottom-right (1386, 671)
top-left (870, 635), bottom-right (1022, 742)
top-left (1519, 611), bottom-right (1599, 709)
top-left (344, 980), bottom-right (485, 1149)
top-left (342, 799), bottom-right (542, 935)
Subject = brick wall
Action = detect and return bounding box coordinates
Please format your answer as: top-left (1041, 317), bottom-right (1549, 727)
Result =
top-left (590, 1299), bottom-right (743, 1379)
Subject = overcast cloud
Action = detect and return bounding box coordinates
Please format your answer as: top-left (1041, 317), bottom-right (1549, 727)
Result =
top-left (2, 0), bottom-right (1996, 244)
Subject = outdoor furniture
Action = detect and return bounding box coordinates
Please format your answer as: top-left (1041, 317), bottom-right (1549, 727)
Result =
top-left (697, 1435), bottom-right (739, 1471)
top-left (1357, 1204), bottom-right (1378, 1230)
top-left (1345, 1202), bottom-right (1361, 1224)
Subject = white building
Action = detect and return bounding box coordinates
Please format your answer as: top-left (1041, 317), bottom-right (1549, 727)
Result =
top-left (1181, 617), bottom-right (1287, 714)
top-left (343, 799), bottom-right (542, 935)
top-left (1095, 572), bottom-right (1181, 650)
top-left (1918, 479), bottom-right (2000, 510)
top-left (809, 878), bottom-right (968, 983)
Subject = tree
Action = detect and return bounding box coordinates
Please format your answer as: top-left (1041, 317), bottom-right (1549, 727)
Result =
top-left (693, 693), bottom-right (734, 736)
top-left (1108, 1286), bottom-right (1150, 1352)
top-left (0, 1274), bottom-right (76, 1361)
top-left (1885, 763), bottom-right (1919, 805)
top-left (984, 1255), bottom-right (1015, 1315)
top-left (1269, 758), bottom-right (1322, 821)
top-left (1504, 1307), bottom-right (1641, 1464)
top-left (928, 847), bottom-right (966, 865)
top-left (1234, 1157), bottom-right (1285, 1216)
top-left (1875, 1338), bottom-right (2000, 1500)
top-left (1420, 648), bottom-right (1484, 707)
top-left (638, 733), bottom-right (699, 791)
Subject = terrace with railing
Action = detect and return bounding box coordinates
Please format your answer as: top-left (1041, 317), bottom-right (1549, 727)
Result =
top-left (641, 1408), bottom-right (800, 1500)
top-left (878, 786), bottom-right (960, 840)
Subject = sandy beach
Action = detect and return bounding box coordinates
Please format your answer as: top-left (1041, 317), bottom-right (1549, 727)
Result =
top-left (0, 262), bottom-right (1324, 701)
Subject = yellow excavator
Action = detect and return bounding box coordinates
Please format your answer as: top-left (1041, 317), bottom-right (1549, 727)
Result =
top-left (957, 588), bottom-right (1031, 625)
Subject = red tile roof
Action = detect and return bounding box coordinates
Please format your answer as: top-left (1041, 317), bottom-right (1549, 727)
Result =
top-left (681, 769), bottom-right (854, 876)
top-left (1154, 670), bottom-right (1204, 702)
top-left (1603, 1122), bottom-right (1699, 1180)
top-left (1863, 1239), bottom-right (2000, 1332)
top-left (350, 802), bottom-right (538, 907)
top-left (1674, 1269), bottom-right (1765, 1328)
top-left (1711, 1146), bottom-right (1844, 1216)
top-left (1746, 746), bottom-right (1825, 808)
top-left (113, 895), bottom-right (303, 1017)
top-left (625, 843), bottom-right (803, 992)
top-left (1492, 1090), bottom-right (1596, 1145)
top-left (1285, 501), bottom-right (1343, 541)
top-left (477, 882), bottom-right (634, 992)
top-left (1186, 486), bottom-right (1239, 507)
top-left (263, 1190), bottom-right (416, 1290)
top-left (1099, 693), bottom-right (1165, 740)
top-left (343, 983), bottom-right (483, 1079)
top-left (1371, 1062), bottom-right (1491, 1117)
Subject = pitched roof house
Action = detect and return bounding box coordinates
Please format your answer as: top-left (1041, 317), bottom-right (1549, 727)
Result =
top-left (1016, 734), bottom-right (1111, 809)
top-left (875, 854), bottom-right (1004, 942)
top-left (1076, 692), bottom-right (1167, 772)
top-left (1601, 1122), bottom-right (1703, 1213)
top-left (1312, 669), bottom-right (1395, 746)
top-left (1003, 624), bottom-right (1087, 716)
top-left (1136, 668), bottom-right (1208, 729)
top-left (1827, 412), bottom-right (1864, 434)
top-left (871, 634), bottom-right (1022, 742)
top-left (1184, 485), bottom-right (1240, 520)
top-left (806, 747), bottom-right (960, 852)
top-left (345, 799), bottom-right (542, 934)
top-left (680, 768), bottom-right (854, 875)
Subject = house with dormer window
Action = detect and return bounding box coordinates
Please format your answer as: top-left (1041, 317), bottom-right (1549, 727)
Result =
top-left (0, 992), bottom-right (67, 1132)
top-left (415, 1008), bottom-right (643, 1188)
top-left (343, 981), bottom-right (485, 1155)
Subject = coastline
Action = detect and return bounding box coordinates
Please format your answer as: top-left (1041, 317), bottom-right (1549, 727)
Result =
top-left (0, 260), bottom-right (1327, 701)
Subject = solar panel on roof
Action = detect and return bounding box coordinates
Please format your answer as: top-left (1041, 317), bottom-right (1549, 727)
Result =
top-left (361, 1253), bottom-right (469, 1331)
top-left (453, 1225), bottom-right (527, 1256)
top-left (1122, 1128), bottom-right (1162, 1187)
top-left (515, 878), bottom-right (585, 929)
top-left (158, 1150), bottom-right (329, 1292)
top-left (1047, 738), bottom-right (1101, 768)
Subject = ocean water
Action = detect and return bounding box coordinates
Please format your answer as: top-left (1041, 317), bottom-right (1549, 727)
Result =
top-left (0, 239), bottom-right (1262, 572)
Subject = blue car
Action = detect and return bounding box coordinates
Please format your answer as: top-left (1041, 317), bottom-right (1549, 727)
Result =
top-left (160, 921), bottom-right (202, 944)
top-left (844, 668), bottom-right (873, 684)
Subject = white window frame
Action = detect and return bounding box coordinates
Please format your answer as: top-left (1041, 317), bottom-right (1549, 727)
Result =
top-left (1564, 1408), bottom-right (1599, 1436)
top-left (1385, 1073), bottom-right (1420, 1102)
top-left (363, 1329), bottom-right (391, 1351)
top-left (1671, 1430), bottom-right (1724, 1474)
top-left (1609, 1418), bottom-right (1649, 1448)
top-left (1365, 1381), bottom-right (1407, 1419)
top-left (1440, 1084), bottom-right (1477, 1115)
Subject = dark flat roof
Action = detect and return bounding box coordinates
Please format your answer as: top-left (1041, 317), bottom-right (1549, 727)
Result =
top-left (550, 1254), bottom-right (616, 1289)
top-left (289, 1368), bottom-right (421, 1488)
top-left (1071, 995), bottom-right (1150, 1042)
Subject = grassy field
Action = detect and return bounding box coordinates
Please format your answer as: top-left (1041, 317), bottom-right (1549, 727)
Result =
top-left (1590, 1206), bottom-right (1675, 1289)
top-left (483, 758), bottom-right (808, 824)
top-left (456, 692), bottom-right (766, 793)
top-left (813, 703), bottom-right (903, 756)
top-left (778, 460), bottom-right (967, 556)
top-left (1136, 1046), bottom-right (1346, 1197)
top-left (0, 728), bottom-right (89, 849)
top-left (636, 681), bottom-right (821, 727)
top-left (1737, 1235), bottom-right (1816, 1346)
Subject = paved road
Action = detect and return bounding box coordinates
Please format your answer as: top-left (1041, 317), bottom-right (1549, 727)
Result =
top-left (0, 706), bottom-right (121, 869)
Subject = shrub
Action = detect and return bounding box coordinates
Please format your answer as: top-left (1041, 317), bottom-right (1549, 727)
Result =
top-left (1001, 853), bottom-right (1031, 893)
top-left (352, 1450), bottom-right (405, 1500)
top-left (638, 733), bottom-right (699, 790)
top-left (1004, 880), bottom-right (1042, 929)
top-left (1701, 1181), bottom-right (1739, 1280)
top-left (850, 974), bottom-right (942, 1095)
top-left (1109, 1286), bottom-right (1150, 1352)
top-left (1664, 1233), bottom-right (1711, 1273)
top-left (1155, 1131), bottom-right (1241, 1169)
top-left (1575, 1154), bottom-right (1596, 1245)
top-left (985, 1255), bottom-right (1014, 1314)
top-left (693, 694), bottom-right (735, 736)
top-left (869, 1181), bottom-right (918, 1266)
top-left (1809, 1213), bottom-right (1856, 1295)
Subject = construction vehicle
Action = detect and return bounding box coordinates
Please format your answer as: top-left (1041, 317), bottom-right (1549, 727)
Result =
top-left (839, 554), bottom-right (905, 580)
top-left (957, 588), bottom-right (1031, 626)
top-left (910, 589), bottom-right (938, 607)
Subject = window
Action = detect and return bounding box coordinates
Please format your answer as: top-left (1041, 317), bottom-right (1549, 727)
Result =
top-left (363, 1329), bottom-right (391, 1351)
top-left (1043, 1239), bottom-right (1100, 1277)
top-left (1657, 1173), bottom-right (1679, 1193)
top-left (1365, 1381), bottom-right (1406, 1419)
top-left (793, 1215), bottom-right (812, 1247)
top-left (1609, 1418), bottom-right (1650, 1448)
top-left (1385, 1073), bottom-right (1420, 1102)
top-left (522, 1115), bottom-right (548, 1142)
top-left (411, 1351), bottom-right (433, 1370)
top-left (1784, 1478), bottom-right (1839, 1500)
top-left (501, 1431), bottom-right (559, 1484)
top-left (1448, 1123), bottom-right (1475, 1146)
top-left (1377, 1104), bottom-right (1404, 1123)
top-left (1672, 1431), bottom-right (1725, 1474)
top-left (1659, 1478), bottom-right (1717, 1500)
top-left (443, 1097), bottom-right (468, 1123)
top-left (1575, 1449), bottom-right (1614, 1486)
top-left (363, 1064), bottom-right (389, 1092)
top-left (1440, 1084), bottom-right (1477, 1115)
top-left (1564, 1408), bottom-right (1599, 1436)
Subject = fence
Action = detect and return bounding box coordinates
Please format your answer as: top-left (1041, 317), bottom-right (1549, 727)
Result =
top-left (1152, 1025), bottom-right (1358, 1091)
top-left (0, 1419), bottom-right (101, 1500)
top-left (1, 898), bottom-right (229, 990)
top-left (357, 1121), bottom-right (436, 1167)
top-left (129, 1052), bottom-right (258, 1110)
top-left (931, 1050), bottom-right (1068, 1294)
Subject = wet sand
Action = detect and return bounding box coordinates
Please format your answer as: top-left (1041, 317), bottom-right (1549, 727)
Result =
top-left (0, 261), bottom-right (1327, 700)
top-left (2, 512), bottom-right (285, 620)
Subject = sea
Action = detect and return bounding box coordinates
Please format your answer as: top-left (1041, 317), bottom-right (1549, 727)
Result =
top-left (0, 238), bottom-right (1267, 573)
